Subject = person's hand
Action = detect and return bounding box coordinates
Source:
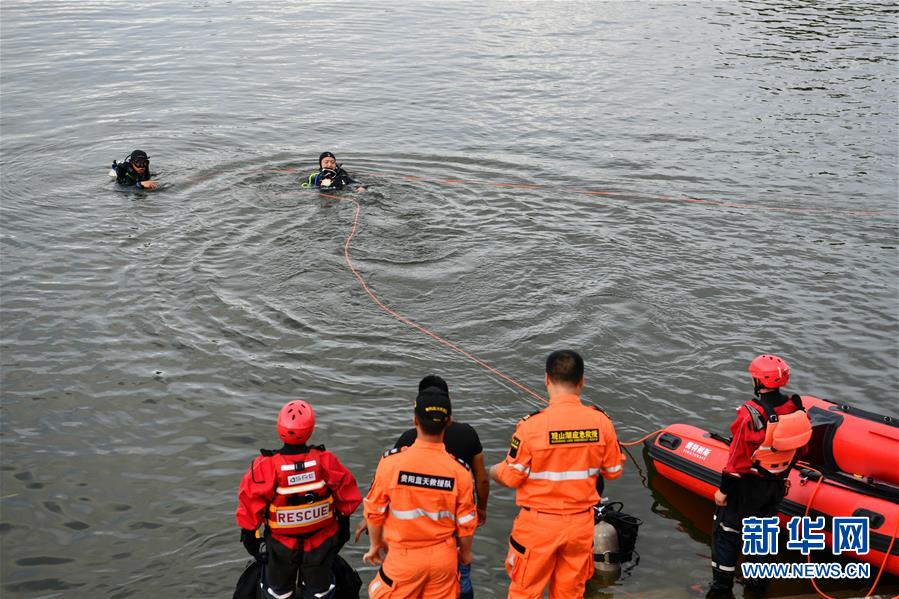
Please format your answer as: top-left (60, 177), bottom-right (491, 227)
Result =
top-left (140, 180), bottom-right (158, 190)
top-left (354, 519), bottom-right (369, 543)
top-left (362, 541), bottom-right (387, 566)
top-left (477, 507), bottom-right (487, 526)
top-left (354, 186), bottom-right (366, 193)
top-left (458, 546), bottom-right (474, 566)
top-left (240, 529), bottom-right (262, 558)
top-left (714, 490), bottom-right (727, 507)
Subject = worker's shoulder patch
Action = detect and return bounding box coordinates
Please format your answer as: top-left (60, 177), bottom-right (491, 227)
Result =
top-left (508, 435), bottom-right (522, 459)
top-left (382, 447), bottom-right (402, 459)
top-left (454, 457), bottom-right (471, 471)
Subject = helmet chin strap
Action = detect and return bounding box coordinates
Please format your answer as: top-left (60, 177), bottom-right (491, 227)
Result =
top-left (753, 378), bottom-right (763, 397)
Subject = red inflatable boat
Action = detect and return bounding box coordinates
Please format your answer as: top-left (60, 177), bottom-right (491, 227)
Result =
top-left (801, 396), bottom-right (899, 486)
top-left (645, 396), bottom-right (899, 577)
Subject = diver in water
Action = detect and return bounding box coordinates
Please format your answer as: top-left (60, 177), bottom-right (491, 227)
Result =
top-left (302, 151), bottom-right (365, 192)
top-left (110, 150), bottom-right (157, 190)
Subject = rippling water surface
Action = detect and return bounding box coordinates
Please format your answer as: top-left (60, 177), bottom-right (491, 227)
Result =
top-left (1, 1), bottom-right (897, 597)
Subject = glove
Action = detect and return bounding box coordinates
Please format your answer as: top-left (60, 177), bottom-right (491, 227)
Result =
top-left (240, 528), bottom-right (263, 558)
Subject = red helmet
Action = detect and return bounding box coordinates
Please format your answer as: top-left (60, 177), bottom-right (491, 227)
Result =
top-left (748, 354), bottom-right (790, 388)
top-left (277, 400), bottom-right (315, 445)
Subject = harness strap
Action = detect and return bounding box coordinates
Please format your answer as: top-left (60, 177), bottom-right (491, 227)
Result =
top-left (745, 403), bottom-right (765, 432)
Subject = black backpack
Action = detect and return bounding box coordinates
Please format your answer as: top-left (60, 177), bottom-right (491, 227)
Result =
top-left (332, 554), bottom-right (362, 599)
top-left (232, 553), bottom-right (361, 599)
top-left (232, 558), bottom-right (262, 599)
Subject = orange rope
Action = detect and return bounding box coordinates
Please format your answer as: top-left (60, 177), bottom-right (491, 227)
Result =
top-left (327, 193), bottom-right (696, 443)
top-left (351, 170), bottom-right (896, 218)
top-left (619, 429), bottom-right (667, 447)
top-left (799, 465), bottom-right (896, 599)
top-left (327, 193), bottom-right (546, 405)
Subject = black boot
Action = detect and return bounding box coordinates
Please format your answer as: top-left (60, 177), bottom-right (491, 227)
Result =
top-left (742, 580), bottom-right (769, 599)
top-left (706, 568), bottom-right (735, 599)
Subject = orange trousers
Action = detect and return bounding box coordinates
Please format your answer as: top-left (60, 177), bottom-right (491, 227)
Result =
top-left (504, 508), bottom-right (595, 599)
top-left (368, 537), bottom-right (459, 599)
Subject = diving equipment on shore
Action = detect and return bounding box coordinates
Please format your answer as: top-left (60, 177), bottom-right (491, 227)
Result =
top-left (593, 501), bottom-right (642, 567)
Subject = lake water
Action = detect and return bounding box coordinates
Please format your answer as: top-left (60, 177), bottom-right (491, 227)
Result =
top-left (1, 1), bottom-right (897, 597)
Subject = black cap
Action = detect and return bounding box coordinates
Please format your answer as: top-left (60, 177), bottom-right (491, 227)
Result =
top-left (130, 150), bottom-right (149, 161)
top-left (319, 151), bottom-right (335, 167)
top-left (418, 374), bottom-right (448, 395)
top-left (414, 386), bottom-right (451, 424)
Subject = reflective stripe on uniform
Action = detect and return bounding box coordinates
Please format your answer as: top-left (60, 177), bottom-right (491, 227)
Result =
top-left (276, 480), bottom-right (326, 495)
top-left (711, 561), bottom-right (736, 572)
top-left (266, 586), bottom-right (293, 599)
top-left (313, 583), bottom-right (336, 598)
top-left (509, 462), bottom-right (530, 474)
top-left (528, 467), bottom-right (600, 481)
top-left (458, 512), bottom-right (477, 525)
top-left (390, 507), bottom-right (455, 522)
top-left (363, 499), bottom-right (388, 513)
top-left (281, 460), bottom-right (317, 470)
top-left (601, 464), bottom-right (623, 474)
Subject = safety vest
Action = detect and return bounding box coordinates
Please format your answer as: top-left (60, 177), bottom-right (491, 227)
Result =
top-left (265, 448), bottom-right (335, 536)
top-left (745, 396), bottom-right (812, 475)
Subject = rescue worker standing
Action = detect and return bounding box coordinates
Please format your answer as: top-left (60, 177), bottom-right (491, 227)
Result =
top-left (355, 374), bottom-right (488, 599)
top-left (708, 354), bottom-right (812, 599)
top-left (362, 383), bottom-right (478, 598)
top-left (236, 400), bottom-right (362, 599)
top-left (490, 349), bottom-right (625, 599)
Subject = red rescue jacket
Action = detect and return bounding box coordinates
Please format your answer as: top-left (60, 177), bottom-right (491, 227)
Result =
top-left (721, 392), bottom-right (808, 488)
top-left (236, 444), bottom-right (362, 551)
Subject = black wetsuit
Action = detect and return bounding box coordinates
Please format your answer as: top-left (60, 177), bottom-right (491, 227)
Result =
top-left (303, 167), bottom-right (357, 190)
top-left (115, 161), bottom-right (151, 188)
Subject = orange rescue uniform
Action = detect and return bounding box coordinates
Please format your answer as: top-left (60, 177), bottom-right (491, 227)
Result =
top-left (364, 439), bottom-right (477, 599)
top-left (493, 393), bottom-right (624, 599)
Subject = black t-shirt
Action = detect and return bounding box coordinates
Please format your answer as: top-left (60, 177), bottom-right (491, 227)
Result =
top-left (394, 422), bottom-right (483, 468)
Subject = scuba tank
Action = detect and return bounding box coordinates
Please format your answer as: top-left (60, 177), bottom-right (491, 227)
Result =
top-left (593, 500), bottom-right (642, 581)
top-left (593, 518), bottom-right (620, 573)
top-left (593, 504), bottom-right (621, 586)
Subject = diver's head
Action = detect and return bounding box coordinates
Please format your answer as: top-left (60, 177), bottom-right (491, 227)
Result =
top-left (319, 151), bottom-right (337, 171)
top-left (129, 150), bottom-right (149, 172)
